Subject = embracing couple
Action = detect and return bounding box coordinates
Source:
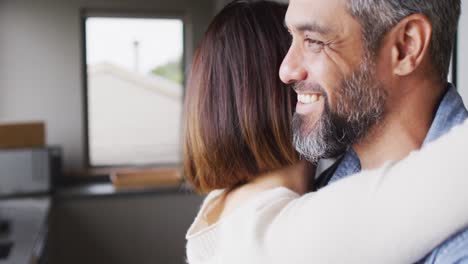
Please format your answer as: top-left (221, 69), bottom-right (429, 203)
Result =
top-left (183, 0), bottom-right (468, 263)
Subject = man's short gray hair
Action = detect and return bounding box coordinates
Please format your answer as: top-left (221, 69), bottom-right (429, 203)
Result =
top-left (347, 0), bottom-right (461, 82)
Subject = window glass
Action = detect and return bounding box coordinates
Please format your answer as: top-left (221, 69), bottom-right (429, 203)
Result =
top-left (86, 17), bottom-right (184, 166)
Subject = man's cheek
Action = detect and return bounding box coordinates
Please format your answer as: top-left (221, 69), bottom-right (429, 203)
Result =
top-left (309, 52), bottom-right (344, 107)
top-left (323, 47), bottom-right (354, 81)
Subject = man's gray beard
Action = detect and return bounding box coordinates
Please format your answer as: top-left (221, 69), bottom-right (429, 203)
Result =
top-left (292, 55), bottom-right (387, 163)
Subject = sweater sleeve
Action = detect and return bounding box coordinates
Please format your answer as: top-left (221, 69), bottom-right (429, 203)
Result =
top-left (257, 119), bottom-right (468, 263)
top-left (186, 120), bottom-right (468, 264)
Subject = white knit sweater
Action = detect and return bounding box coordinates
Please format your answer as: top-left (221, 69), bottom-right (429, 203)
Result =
top-left (186, 119), bottom-right (468, 264)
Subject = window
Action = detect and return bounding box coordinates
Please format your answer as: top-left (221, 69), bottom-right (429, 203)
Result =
top-left (459, 4), bottom-right (468, 102)
top-left (84, 14), bottom-right (184, 167)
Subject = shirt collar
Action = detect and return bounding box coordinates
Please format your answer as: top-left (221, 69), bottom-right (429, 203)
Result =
top-left (329, 83), bottom-right (468, 184)
top-left (423, 84), bottom-right (468, 145)
top-left (329, 148), bottom-right (360, 184)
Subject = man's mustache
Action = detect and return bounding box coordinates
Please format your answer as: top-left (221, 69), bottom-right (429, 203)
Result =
top-left (293, 81), bottom-right (328, 97)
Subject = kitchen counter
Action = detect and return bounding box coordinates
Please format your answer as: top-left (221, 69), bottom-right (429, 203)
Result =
top-left (0, 198), bottom-right (50, 264)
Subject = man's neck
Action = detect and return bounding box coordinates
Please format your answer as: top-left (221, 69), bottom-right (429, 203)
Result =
top-left (354, 80), bottom-right (446, 170)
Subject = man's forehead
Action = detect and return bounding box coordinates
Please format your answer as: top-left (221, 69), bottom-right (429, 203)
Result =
top-left (285, 0), bottom-right (348, 29)
top-left (285, 0), bottom-right (348, 33)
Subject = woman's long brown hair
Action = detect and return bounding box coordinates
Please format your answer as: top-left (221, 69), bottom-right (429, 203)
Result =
top-left (183, 0), bottom-right (298, 193)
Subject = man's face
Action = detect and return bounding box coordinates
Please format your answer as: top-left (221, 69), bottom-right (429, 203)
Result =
top-left (280, 0), bottom-right (387, 162)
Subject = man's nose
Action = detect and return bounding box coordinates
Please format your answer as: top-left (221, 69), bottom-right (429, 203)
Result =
top-left (279, 48), bottom-right (307, 84)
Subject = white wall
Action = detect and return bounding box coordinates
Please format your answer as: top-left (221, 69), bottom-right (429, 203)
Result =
top-left (458, 1), bottom-right (468, 102)
top-left (0, 0), bottom-right (213, 174)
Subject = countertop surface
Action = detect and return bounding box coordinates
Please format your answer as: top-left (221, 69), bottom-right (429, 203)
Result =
top-left (0, 197), bottom-right (50, 264)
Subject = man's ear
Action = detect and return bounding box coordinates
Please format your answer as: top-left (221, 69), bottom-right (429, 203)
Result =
top-left (389, 14), bottom-right (432, 76)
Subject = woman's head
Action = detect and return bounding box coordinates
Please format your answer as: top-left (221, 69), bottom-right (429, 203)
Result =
top-left (183, 0), bottom-right (297, 193)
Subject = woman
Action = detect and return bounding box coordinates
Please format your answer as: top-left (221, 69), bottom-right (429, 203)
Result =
top-left (183, 0), bottom-right (300, 194)
top-left (183, 1), bottom-right (468, 263)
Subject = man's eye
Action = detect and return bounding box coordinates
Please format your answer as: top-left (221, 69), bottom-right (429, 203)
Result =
top-left (305, 38), bottom-right (324, 52)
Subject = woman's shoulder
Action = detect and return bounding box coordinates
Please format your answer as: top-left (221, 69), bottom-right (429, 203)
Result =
top-left (186, 187), bottom-right (298, 239)
top-left (186, 187), bottom-right (299, 264)
top-left (185, 189), bottom-right (225, 238)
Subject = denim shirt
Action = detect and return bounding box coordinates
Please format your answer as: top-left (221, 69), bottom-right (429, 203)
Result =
top-left (327, 84), bottom-right (468, 263)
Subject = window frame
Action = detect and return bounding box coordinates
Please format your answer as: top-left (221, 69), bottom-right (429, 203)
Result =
top-left (80, 9), bottom-right (187, 172)
top-left (452, 33), bottom-right (458, 87)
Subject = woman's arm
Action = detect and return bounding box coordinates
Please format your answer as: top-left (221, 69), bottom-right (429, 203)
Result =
top-left (258, 119), bottom-right (468, 263)
top-left (187, 119), bottom-right (468, 264)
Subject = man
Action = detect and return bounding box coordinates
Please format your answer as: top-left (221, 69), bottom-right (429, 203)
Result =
top-left (280, 0), bottom-right (468, 262)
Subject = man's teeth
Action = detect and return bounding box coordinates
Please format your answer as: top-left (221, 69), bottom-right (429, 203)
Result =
top-left (298, 94), bottom-right (321, 104)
